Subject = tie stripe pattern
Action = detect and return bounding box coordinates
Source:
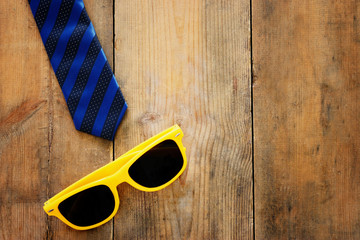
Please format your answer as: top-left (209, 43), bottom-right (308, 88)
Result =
top-left (28, 0), bottom-right (127, 140)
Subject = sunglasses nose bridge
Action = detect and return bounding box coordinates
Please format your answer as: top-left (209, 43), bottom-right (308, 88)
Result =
top-left (109, 167), bottom-right (128, 186)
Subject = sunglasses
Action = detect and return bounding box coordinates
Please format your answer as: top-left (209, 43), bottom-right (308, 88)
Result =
top-left (43, 125), bottom-right (187, 230)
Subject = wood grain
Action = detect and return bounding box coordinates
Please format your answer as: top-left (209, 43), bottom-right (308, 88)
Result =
top-left (253, 0), bottom-right (360, 239)
top-left (114, 0), bottom-right (252, 239)
top-left (0, 0), bottom-right (114, 239)
top-left (44, 0), bottom-right (115, 239)
top-left (1, 0), bottom-right (359, 239)
top-left (2, 0), bottom-right (252, 239)
top-left (0, 1), bottom-right (50, 239)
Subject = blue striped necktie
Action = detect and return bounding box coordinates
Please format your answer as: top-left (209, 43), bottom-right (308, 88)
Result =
top-left (28, 0), bottom-right (127, 140)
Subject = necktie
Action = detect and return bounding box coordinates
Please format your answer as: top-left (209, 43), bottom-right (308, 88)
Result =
top-left (28, 0), bottom-right (127, 140)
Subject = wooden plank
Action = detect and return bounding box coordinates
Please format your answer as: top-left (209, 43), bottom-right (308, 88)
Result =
top-left (47, 0), bottom-right (114, 239)
top-left (0, 0), bottom-right (114, 239)
top-left (253, 0), bottom-right (360, 239)
top-left (114, 0), bottom-right (252, 239)
top-left (0, 2), bottom-right (49, 238)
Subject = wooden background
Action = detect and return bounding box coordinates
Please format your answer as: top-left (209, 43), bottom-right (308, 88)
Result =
top-left (0, 0), bottom-right (359, 239)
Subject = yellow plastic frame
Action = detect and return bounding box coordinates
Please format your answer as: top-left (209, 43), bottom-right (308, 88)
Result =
top-left (43, 125), bottom-right (187, 230)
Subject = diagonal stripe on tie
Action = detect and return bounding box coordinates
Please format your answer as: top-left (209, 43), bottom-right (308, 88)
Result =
top-left (101, 90), bottom-right (127, 140)
top-left (28, 0), bottom-right (127, 140)
top-left (55, 9), bottom-right (90, 87)
top-left (33, 0), bottom-right (51, 31)
top-left (67, 36), bottom-right (101, 117)
top-left (44, 0), bottom-right (75, 60)
top-left (91, 76), bottom-right (119, 137)
top-left (29, 0), bottom-right (41, 17)
top-left (51, 1), bottom-right (84, 72)
top-left (40, 0), bottom-right (62, 43)
top-left (80, 62), bottom-right (113, 134)
top-left (61, 23), bottom-right (96, 101)
top-left (72, 48), bottom-right (106, 130)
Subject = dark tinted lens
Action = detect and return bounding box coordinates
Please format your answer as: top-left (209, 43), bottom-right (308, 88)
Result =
top-left (128, 140), bottom-right (183, 188)
top-left (58, 185), bottom-right (115, 227)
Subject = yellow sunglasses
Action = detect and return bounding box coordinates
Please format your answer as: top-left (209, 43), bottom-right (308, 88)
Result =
top-left (43, 125), bottom-right (187, 230)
